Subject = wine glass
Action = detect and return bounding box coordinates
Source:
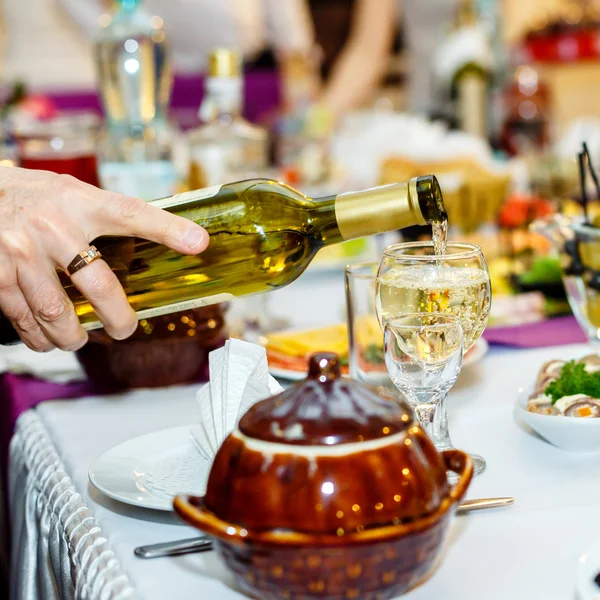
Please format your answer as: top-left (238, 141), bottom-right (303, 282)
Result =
top-left (375, 241), bottom-right (490, 476)
top-left (384, 313), bottom-right (463, 445)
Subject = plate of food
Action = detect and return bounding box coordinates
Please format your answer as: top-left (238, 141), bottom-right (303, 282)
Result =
top-left (265, 323), bottom-right (351, 381)
top-left (264, 322), bottom-right (488, 381)
top-left (515, 354), bottom-right (600, 453)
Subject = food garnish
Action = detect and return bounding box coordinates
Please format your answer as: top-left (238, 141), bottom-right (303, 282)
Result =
top-left (545, 360), bottom-right (600, 403)
top-left (527, 355), bottom-right (600, 417)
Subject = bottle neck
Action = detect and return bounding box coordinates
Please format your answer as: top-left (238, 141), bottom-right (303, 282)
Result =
top-left (114, 0), bottom-right (141, 13)
top-left (456, 0), bottom-right (478, 27)
top-left (328, 179), bottom-right (434, 242)
top-left (200, 76), bottom-right (243, 121)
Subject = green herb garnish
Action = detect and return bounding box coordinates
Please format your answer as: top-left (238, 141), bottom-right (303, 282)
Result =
top-left (519, 256), bottom-right (563, 285)
top-left (545, 360), bottom-right (600, 403)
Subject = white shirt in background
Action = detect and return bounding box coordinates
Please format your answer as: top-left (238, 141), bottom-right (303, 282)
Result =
top-left (59, 0), bottom-right (315, 74)
top-left (402, 0), bottom-right (457, 115)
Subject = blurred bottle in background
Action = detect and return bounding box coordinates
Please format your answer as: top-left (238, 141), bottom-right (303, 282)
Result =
top-left (433, 0), bottom-right (494, 139)
top-left (477, 0), bottom-right (509, 146)
top-left (187, 49), bottom-right (268, 189)
top-left (499, 65), bottom-right (550, 157)
top-left (451, 0), bottom-right (493, 139)
top-left (95, 0), bottom-right (178, 199)
top-left (274, 50), bottom-right (328, 185)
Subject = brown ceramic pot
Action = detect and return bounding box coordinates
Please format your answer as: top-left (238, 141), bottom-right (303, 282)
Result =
top-left (76, 305), bottom-right (226, 389)
top-left (174, 352), bottom-right (472, 600)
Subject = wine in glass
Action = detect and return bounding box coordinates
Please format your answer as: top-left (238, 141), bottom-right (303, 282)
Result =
top-left (375, 242), bottom-right (491, 476)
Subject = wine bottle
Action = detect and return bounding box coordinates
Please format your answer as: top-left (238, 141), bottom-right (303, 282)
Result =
top-left (451, 0), bottom-right (492, 138)
top-left (187, 48), bottom-right (268, 189)
top-left (95, 0), bottom-right (177, 199)
top-left (0, 176), bottom-right (446, 345)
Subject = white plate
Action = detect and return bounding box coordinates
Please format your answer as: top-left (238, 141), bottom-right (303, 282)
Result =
top-left (269, 338), bottom-right (489, 381)
top-left (515, 386), bottom-right (600, 454)
top-left (88, 426), bottom-right (210, 512)
top-left (577, 542), bottom-right (600, 600)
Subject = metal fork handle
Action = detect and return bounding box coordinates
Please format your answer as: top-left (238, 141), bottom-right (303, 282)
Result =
top-left (134, 536), bottom-right (213, 559)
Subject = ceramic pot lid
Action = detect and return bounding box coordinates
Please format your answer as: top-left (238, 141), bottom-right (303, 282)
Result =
top-left (239, 352), bottom-right (414, 445)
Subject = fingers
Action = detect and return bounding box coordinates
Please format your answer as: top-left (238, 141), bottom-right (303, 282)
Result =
top-left (1, 228), bottom-right (87, 350)
top-left (89, 191), bottom-right (209, 255)
top-left (69, 260), bottom-right (137, 340)
top-left (0, 256), bottom-right (53, 351)
top-left (16, 264), bottom-right (88, 351)
top-left (50, 237), bottom-right (138, 341)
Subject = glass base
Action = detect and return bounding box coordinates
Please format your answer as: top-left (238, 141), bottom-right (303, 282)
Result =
top-left (468, 452), bottom-right (486, 477)
top-left (446, 450), bottom-right (486, 481)
top-left (431, 396), bottom-right (485, 478)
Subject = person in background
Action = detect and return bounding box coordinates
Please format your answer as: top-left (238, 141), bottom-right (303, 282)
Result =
top-left (63, 0), bottom-right (399, 121)
top-left (58, 0), bottom-right (315, 75)
top-left (309, 0), bottom-right (397, 119)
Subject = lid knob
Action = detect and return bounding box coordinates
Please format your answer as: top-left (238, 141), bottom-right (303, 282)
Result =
top-left (307, 352), bottom-right (341, 382)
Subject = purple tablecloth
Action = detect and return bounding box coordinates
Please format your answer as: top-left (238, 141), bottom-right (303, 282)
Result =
top-left (44, 70), bottom-right (281, 128)
top-left (0, 373), bottom-right (102, 494)
top-left (483, 315), bottom-right (587, 348)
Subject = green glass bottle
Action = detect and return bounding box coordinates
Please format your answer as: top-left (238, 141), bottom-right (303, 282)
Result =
top-left (0, 176), bottom-right (447, 344)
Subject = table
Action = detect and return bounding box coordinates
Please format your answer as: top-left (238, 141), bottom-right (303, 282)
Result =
top-left (8, 270), bottom-right (600, 599)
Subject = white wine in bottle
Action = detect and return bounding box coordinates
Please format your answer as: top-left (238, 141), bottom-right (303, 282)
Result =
top-left (0, 176), bottom-right (447, 345)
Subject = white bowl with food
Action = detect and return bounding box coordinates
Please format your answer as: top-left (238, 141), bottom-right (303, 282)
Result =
top-left (515, 355), bottom-right (600, 453)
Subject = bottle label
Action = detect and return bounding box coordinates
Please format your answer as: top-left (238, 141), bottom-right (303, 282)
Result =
top-left (99, 161), bottom-right (178, 201)
top-left (149, 184), bottom-right (222, 210)
top-left (458, 74), bottom-right (486, 138)
top-left (200, 77), bottom-right (243, 121)
top-left (82, 293), bottom-right (235, 331)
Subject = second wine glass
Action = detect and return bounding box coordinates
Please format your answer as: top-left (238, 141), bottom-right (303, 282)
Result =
top-left (384, 313), bottom-right (463, 447)
top-left (376, 241), bottom-right (491, 476)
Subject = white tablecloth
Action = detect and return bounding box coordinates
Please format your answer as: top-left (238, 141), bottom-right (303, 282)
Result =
top-left (8, 270), bottom-right (600, 599)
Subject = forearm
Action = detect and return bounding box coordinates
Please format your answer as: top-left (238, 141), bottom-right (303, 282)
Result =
top-left (263, 0), bottom-right (315, 57)
top-left (321, 42), bottom-right (389, 117)
top-left (320, 0), bottom-right (395, 118)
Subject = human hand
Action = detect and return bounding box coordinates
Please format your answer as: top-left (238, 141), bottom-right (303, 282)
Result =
top-left (0, 167), bottom-right (209, 351)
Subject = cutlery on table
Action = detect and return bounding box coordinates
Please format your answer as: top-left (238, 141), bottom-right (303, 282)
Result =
top-left (134, 497), bottom-right (515, 559)
top-left (134, 536), bottom-right (213, 559)
top-left (456, 496), bottom-right (514, 514)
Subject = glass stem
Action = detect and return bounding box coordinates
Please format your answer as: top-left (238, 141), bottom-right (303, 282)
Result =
top-left (415, 402), bottom-right (436, 441)
top-left (433, 393), bottom-right (453, 451)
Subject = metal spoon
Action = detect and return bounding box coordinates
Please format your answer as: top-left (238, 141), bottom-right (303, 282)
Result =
top-left (134, 497), bottom-right (514, 559)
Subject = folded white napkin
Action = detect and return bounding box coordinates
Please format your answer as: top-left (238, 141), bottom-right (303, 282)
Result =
top-left (191, 338), bottom-right (283, 462)
top-left (0, 345), bottom-right (85, 383)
